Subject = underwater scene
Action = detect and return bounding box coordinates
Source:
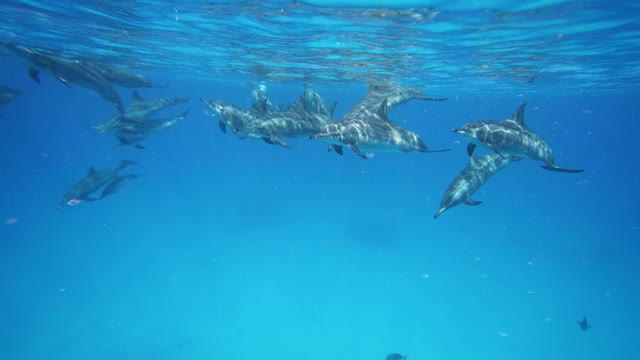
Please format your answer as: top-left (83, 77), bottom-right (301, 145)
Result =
top-left (1, 0), bottom-right (639, 359)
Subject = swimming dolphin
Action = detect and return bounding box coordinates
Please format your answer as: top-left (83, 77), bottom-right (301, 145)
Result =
top-left (0, 85), bottom-right (23, 106)
top-left (344, 83), bottom-right (446, 120)
top-left (93, 91), bottom-right (190, 134)
top-left (577, 316), bottom-right (591, 331)
top-left (454, 103), bottom-right (583, 173)
top-left (58, 160), bottom-right (137, 208)
top-left (434, 153), bottom-right (520, 219)
top-left (299, 85), bottom-right (337, 116)
top-left (114, 110), bottom-right (190, 149)
top-left (310, 99), bottom-right (449, 159)
top-left (2, 43), bottom-right (125, 113)
top-left (84, 62), bottom-right (167, 88)
top-left (200, 98), bottom-right (265, 138)
top-left (251, 83), bottom-right (281, 115)
top-left (239, 93), bottom-right (337, 148)
top-left (100, 174), bottom-right (140, 199)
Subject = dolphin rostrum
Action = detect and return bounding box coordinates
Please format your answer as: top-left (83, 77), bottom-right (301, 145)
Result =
top-left (454, 103), bottom-right (583, 173)
top-left (434, 153), bottom-right (520, 219)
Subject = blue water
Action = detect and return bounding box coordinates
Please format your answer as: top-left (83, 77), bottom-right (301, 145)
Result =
top-left (1, 1), bottom-right (639, 359)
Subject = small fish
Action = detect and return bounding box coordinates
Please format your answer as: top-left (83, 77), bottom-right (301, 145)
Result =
top-left (578, 315), bottom-right (591, 331)
top-left (386, 353), bottom-right (407, 360)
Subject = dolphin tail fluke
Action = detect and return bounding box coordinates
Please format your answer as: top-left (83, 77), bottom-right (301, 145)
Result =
top-left (218, 120), bottom-right (227, 133)
top-left (541, 165), bottom-right (584, 173)
top-left (463, 199), bottom-right (482, 206)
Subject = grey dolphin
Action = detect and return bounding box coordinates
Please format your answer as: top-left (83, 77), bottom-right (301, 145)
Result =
top-left (344, 83), bottom-right (446, 120)
top-left (100, 174), bottom-right (140, 199)
top-left (94, 91), bottom-right (190, 134)
top-left (300, 85), bottom-right (337, 116)
top-left (454, 103), bottom-right (583, 173)
top-left (434, 153), bottom-right (520, 219)
top-left (114, 110), bottom-right (190, 149)
top-left (310, 99), bottom-right (449, 159)
top-left (0, 85), bottom-right (23, 106)
top-left (200, 97), bottom-right (265, 138)
top-left (240, 93), bottom-right (337, 148)
top-left (2, 43), bottom-right (125, 113)
top-left (83, 62), bottom-right (166, 88)
top-left (251, 83), bottom-right (281, 115)
top-left (58, 160), bottom-right (137, 208)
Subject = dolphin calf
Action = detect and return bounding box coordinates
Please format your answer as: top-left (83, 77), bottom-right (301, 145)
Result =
top-left (454, 103), bottom-right (583, 173)
top-left (100, 174), bottom-right (140, 199)
top-left (0, 85), bottom-right (23, 106)
top-left (2, 43), bottom-right (125, 113)
top-left (577, 315), bottom-right (591, 331)
top-left (434, 153), bottom-right (520, 219)
top-left (310, 99), bottom-right (448, 159)
top-left (58, 160), bottom-right (137, 208)
top-left (344, 83), bottom-right (446, 120)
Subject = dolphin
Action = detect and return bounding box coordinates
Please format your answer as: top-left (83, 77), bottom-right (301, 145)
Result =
top-left (454, 103), bottom-right (584, 173)
top-left (251, 83), bottom-right (281, 115)
top-left (100, 174), bottom-right (140, 199)
top-left (299, 85), bottom-right (337, 116)
top-left (2, 43), bottom-right (125, 113)
top-left (201, 98), bottom-right (265, 138)
top-left (93, 91), bottom-right (190, 134)
top-left (434, 153), bottom-right (520, 219)
top-left (577, 316), bottom-right (591, 331)
top-left (310, 99), bottom-right (449, 159)
top-left (58, 160), bottom-right (137, 208)
top-left (344, 83), bottom-right (447, 120)
top-left (114, 110), bottom-right (190, 149)
top-left (0, 85), bottom-right (23, 106)
top-left (239, 93), bottom-right (337, 148)
top-left (83, 61), bottom-right (167, 88)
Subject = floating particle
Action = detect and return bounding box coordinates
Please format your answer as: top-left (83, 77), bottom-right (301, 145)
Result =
top-left (5, 218), bottom-right (17, 225)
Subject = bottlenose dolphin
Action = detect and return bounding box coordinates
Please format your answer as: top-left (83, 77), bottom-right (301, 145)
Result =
top-left (114, 110), bottom-right (190, 149)
top-left (344, 83), bottom-right (446, 120)
top-left (0, 85), bottom-right (23, 106)
top-left (58, 160), bottom-right (137, 208)
top-left (100, 174), bottom-right (140, 199)
top-left (93, 91), bottom-right (190, 134)
top-left (434, 153), bottom-right (520, 219)
top-left (454, 103), bottom-right (583, 173)
top-left (310, 99), bottom-right (448, 159)
top-left (2, 43), bottom-right (125, 113)
top-left (577, 316), bottom-right (591, 331)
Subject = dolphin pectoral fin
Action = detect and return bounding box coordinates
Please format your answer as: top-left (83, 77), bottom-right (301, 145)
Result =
top-left (541, 165), bottom-right (584, 173)
top-left (134, 144), bottom-right (145, 150)
top-left (463, 199), bottom-right (482, 206)
top-left (82, 196), bottom-right (97, 202)
top-left (262, 136), bottom-right (291, 148)
top-left (467, 143), bottom-right (477, 156)
top-left (487, 144), bottom-right (507, 158)
top-left (218, 121), bottom-right (227, 133)
top-left (334, 145), bottom-right (344, 155)
top-left (28, 67), bottom-right (41, 83)
top-left (429, 148), bottom-right (451, 153)
top-left (349, 144), bottom-right (368, 159)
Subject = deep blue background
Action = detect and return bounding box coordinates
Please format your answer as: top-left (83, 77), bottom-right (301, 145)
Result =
top-left (1, 52), bottom-right (639, 359)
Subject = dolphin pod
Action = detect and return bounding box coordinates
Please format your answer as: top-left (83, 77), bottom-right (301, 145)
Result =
top-left (2, 44), bottom-right (583, 215)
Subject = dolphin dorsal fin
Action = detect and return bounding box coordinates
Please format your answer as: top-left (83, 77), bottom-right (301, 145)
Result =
top-left (88, 166), bottom-right (96, 176)
top-left (376, 98), bottom-right (390, 119)
top-left (132, 91), bottom-right (143, 102)
top-left (511, 103), bottom-right (527, 125)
